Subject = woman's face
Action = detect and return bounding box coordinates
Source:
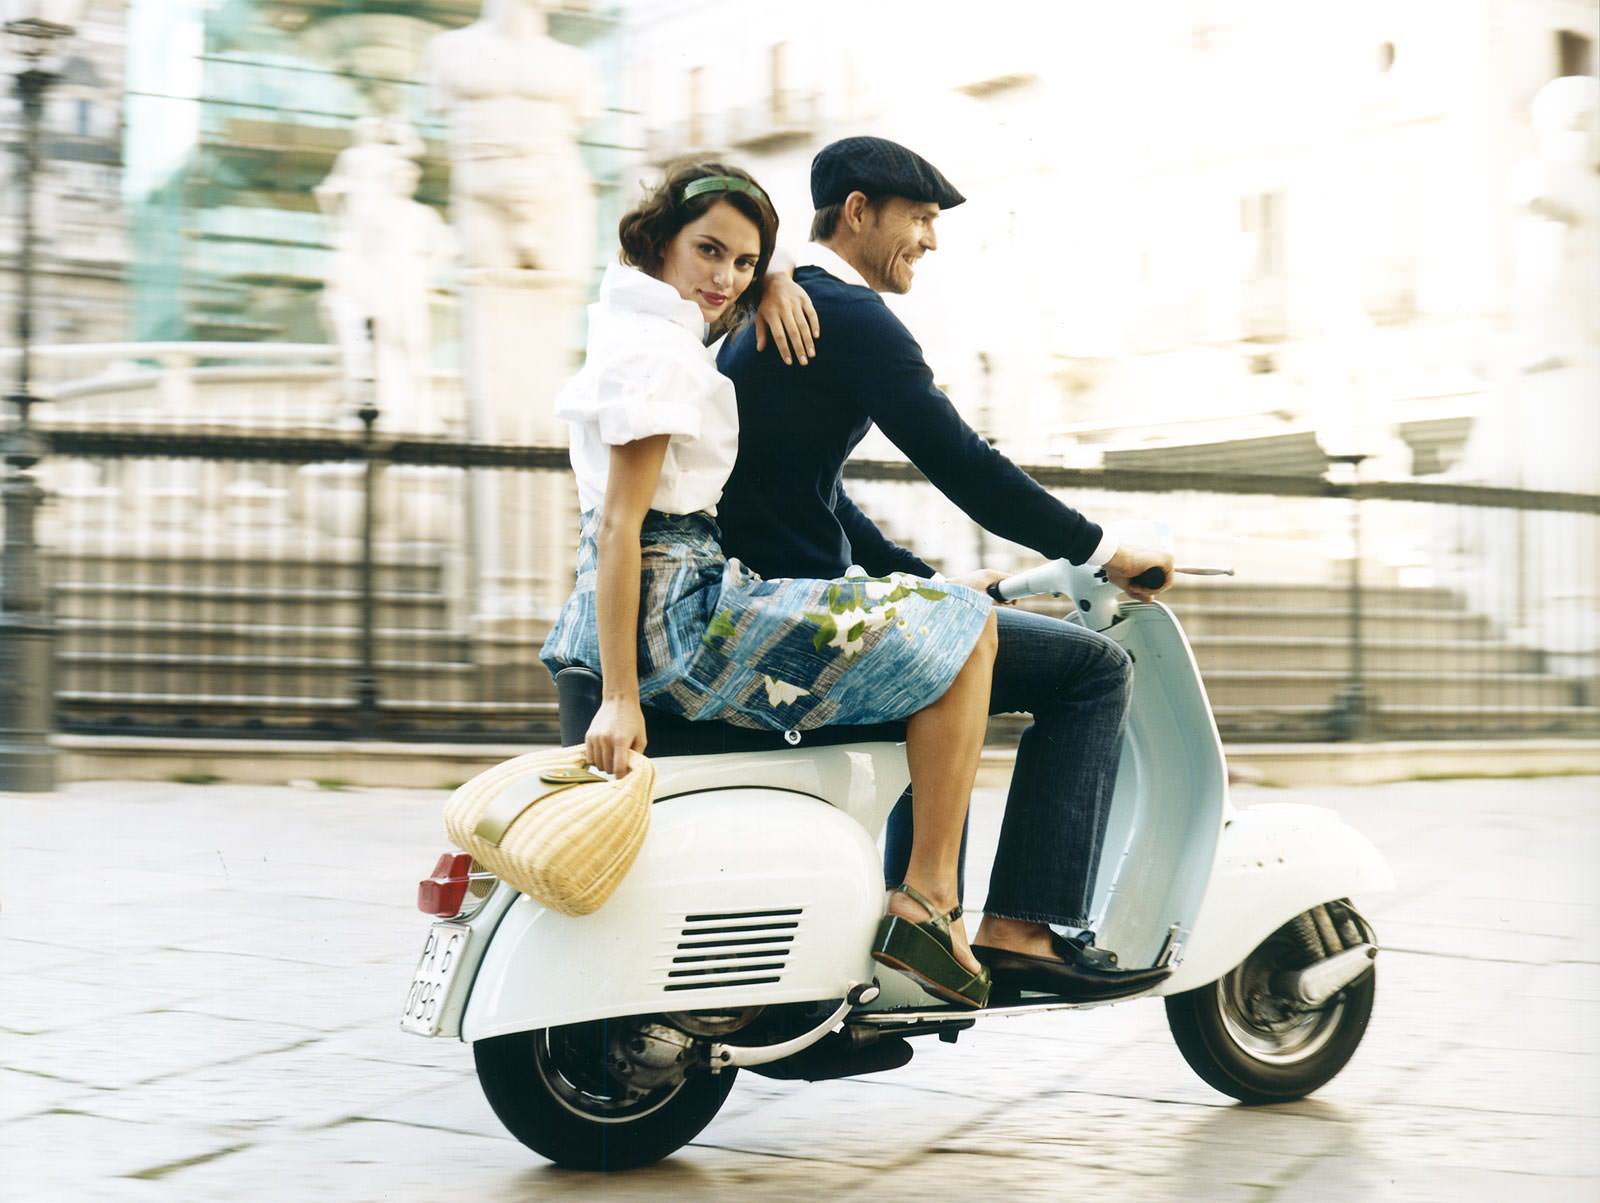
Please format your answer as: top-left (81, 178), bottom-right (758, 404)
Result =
top-left (657, 199), bottom-right (762, 324)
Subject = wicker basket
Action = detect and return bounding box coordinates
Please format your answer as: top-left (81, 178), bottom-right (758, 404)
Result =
top-left (443, 746), bottom-right (654, 916)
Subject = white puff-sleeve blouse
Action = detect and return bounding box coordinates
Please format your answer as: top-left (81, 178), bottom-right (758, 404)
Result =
top-left (555, 264), bottom-right (740, 516)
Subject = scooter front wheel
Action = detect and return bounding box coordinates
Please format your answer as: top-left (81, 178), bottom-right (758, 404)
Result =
top-left (1165, 902), bottom-right (1376, 1104)
top-left (474, 1020), bottom-right (737, 1171)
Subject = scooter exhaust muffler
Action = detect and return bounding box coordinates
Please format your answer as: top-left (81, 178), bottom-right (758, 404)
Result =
top-left (706, 982), bottom-right (880, 1071)
top-left (1274, 944), bottom-right (1377, 1007)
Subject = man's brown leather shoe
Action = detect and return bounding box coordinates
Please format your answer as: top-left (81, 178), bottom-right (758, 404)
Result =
top-left (973, 931), bottom-right (1171, 1002)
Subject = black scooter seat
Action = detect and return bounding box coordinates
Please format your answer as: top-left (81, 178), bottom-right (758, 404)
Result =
top-left (554, 667), bottom-right (906, 758)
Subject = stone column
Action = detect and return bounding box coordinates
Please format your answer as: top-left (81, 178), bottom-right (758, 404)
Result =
top-left (426, 0), bottom-right (602, 640)
top-left (459, 268), bottom-right (582, 626)
top-left (1462, 77), bottom-right (1600, 675)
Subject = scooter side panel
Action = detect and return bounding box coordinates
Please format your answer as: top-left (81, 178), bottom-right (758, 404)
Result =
top-left (648, 742), bottom-right (911, 839)
top-left (461, 789), bottom-right (883, 1041)
top-left (1092, 604), bottom-right (1228, 968)
top-left (1155, 802), bottom-right (1395, 995)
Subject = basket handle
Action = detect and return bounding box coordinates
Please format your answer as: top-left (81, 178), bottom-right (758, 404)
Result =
top-left (474, 773), bottom-right (593, 846)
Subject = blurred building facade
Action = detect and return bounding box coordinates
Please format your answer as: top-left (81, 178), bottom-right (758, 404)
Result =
top-left (0, 0), bottom-right (131, 355)
top-left (623, 0), bottom-right (1598, 480)
top-left (120, 0), bottom-right (624, 348)
top-left (4, 1), bottom-right (1593, 747)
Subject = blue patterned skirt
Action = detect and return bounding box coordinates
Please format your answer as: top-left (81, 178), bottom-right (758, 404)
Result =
top-left (540, 509), bottom-right (992, 732)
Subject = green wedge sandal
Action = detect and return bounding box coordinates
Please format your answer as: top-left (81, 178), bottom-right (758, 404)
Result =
top-left (870, 882), bottom-right (992, 1009)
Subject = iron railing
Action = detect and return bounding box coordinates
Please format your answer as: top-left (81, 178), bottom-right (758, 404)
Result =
top-left (19, 417), bottom-right (1600, 745)
top-left (844, 466), bottom-right (1600, 744)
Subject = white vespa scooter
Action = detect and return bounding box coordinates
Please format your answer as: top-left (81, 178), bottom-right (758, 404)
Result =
top-left (401, 557), bottom-right (1392, 1171)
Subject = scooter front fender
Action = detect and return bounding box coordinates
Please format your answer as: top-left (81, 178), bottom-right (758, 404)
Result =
top-left (1156, 802), bottom-right (1394, 995)
top-left (460, 789), bottom-right (882, 1041)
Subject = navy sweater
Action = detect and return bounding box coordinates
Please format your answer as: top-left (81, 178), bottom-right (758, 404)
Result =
top-left (715, 265), bottom-right (1103, 580)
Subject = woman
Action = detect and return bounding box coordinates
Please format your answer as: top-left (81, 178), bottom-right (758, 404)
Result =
top-left (541, 161), bottom-right (998, 1008)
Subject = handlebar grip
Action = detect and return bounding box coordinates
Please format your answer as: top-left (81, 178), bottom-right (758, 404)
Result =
top-left (1131, 567), bottom-right (1169, 590)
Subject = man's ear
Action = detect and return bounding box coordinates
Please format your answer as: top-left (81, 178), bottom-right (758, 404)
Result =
top-left (842, 190), bottom-right (871, 233)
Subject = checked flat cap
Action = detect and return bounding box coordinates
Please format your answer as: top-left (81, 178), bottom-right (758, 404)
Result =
top-left (810, 136), bottom-right (966, 210)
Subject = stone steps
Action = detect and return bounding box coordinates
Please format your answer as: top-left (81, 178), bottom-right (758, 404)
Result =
top-left (53, 583), bottom-right (452, 629)
top-left (1176, 608), bottom-right (1496, 641)
top-left (1190, 636), bottom-right (1542, 673)
top-left (57, 691), bottom-right (562, 740)
top-left (57, 619), bottom-right (473, 662)
top-left (1022, 584), bottom-right (1502, 640)
top-left (991, 702), bottom-right (1600, 742)
top-left (1200, 669), bottom-right (1582, 709)
top-left (56, 652), bottom-right (552, 703)
top-left (1206, 705), bottom-right (1600, 741)
top-left (41, 552), bottom-right (1593, 743)
top-left (56, 623), bottom-right (1542, 681)
top-left (47, 553), bottom-right (443, 593)
top-left (1025, 580), bottom-right (1461, 612)
top-left (1170, 581), bottom-right (1460, 610)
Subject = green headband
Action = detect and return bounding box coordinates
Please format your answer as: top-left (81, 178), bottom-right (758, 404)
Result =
top-left (680, 175), bottom-right (769, 207)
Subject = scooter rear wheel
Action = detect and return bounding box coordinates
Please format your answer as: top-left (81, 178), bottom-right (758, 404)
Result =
top-left (474, 1021), bottom-right (737, 1171)
top-left (1165, 904), bottom-right (1376, 1104)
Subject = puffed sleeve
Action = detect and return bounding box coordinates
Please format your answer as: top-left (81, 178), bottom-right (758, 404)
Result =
top-left (555, 343), bottom-right (707, 447)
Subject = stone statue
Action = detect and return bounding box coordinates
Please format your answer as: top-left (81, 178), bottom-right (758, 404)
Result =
top-left (425, 0), bottom-right (600, 276)
top-left (1454, 76), bottom-right (1600, 661)
top-left (316, 124), bottom-right (453, 429)
top-left (423, 2), bottom-right (600, 617)
top-left (1509, 75), bottom-right (1600, 365)
top-left (314, 116), bottom-right (425, 226)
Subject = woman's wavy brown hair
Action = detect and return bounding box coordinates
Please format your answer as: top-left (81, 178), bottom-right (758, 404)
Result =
top-left (617, 159), bottom-right (779, 332)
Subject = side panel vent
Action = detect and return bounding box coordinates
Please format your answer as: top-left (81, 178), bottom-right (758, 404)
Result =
top-left (659, 907), bottom-right (802, 992)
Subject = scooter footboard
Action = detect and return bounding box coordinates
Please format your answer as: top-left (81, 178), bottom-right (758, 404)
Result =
top-left (461, 789), bottom-right (883, 1041)
top-left (1156, 802), bottom-right (1394, 995)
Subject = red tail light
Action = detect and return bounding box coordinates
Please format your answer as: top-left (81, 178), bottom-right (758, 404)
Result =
top-left (418, 852), bottom-right (473, 917)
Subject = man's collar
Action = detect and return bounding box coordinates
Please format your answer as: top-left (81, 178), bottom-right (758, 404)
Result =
top-left (794, 242), bottom-right (872, 291)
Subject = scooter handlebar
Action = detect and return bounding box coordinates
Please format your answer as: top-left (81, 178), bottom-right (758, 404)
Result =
top-left (987, 560), bottom-right (1230, 604)
top-left (986, 562), bottom-right (1184, 603)
top-left (1131, 566), bottom-right (1169, 590)
top-left (987, 558), bottom-right (1073, 602)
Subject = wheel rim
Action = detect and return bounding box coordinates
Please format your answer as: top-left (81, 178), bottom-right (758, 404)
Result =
top-left (532, 1022), bottom-right (688, 1124)
top-left (1213, 937), bottom-right (1348, 1066)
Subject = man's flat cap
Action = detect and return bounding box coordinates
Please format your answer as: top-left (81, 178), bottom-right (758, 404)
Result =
top-left (810, 136), bottom-right (966, 210)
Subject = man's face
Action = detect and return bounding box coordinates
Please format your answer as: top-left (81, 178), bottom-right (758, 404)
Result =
top-left (857, 197), bottom-right (940, 294)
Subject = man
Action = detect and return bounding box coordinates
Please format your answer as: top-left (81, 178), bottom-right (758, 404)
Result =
top-left (718, 137), bottom-right (1173, 1000)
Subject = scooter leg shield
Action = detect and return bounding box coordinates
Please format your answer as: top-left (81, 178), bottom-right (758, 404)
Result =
top-left (1157, 802), bottom-right (1394, 995)
top-left (460, 789), bottom-right (885, 1041)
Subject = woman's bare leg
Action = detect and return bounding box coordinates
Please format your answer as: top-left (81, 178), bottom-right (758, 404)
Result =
top-left (888, 610), bottom-right (998, 976)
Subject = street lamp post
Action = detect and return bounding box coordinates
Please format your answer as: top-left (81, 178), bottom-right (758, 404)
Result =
top-left (1327, 452), bottom-right (1374, 742)
top-left (1, 1), bottom-right (85, 791)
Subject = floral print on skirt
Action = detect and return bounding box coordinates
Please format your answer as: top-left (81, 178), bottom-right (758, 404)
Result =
top-left (540, 509), bottom-right (992, 732)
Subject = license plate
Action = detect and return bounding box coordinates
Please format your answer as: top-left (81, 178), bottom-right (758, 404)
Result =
top-left (401, 923), bottom-right (469, 1036)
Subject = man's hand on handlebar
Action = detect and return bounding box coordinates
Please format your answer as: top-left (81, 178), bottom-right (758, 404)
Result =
top-left (1105, 545), bottom-right (1175, 604)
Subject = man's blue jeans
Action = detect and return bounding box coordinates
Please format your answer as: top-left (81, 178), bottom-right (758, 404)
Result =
top-left (883, 605), bottom-right (1132, 928)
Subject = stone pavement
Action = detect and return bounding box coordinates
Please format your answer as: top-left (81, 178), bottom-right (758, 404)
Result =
top-left (1, 774), bottom-right (1597, 1202)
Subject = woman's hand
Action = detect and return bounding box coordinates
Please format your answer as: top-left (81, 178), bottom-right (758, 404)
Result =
top-left (754, 274), bottom-right (820, 366)
top-left (585, 696), bottom-right (648, 777)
